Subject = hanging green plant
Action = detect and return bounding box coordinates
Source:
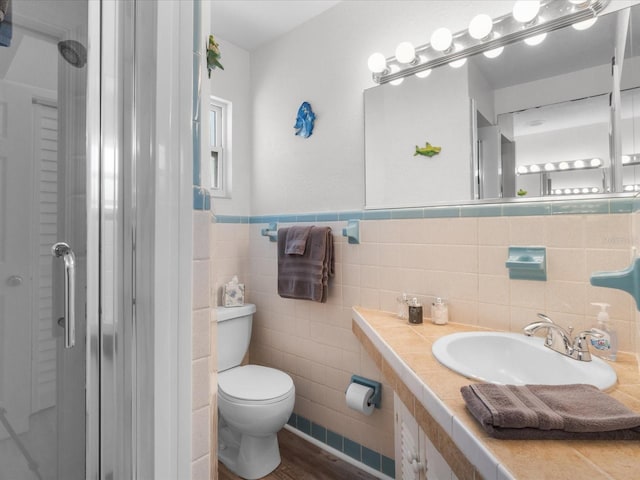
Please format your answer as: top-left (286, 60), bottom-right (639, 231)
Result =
top-left (207, 34), bottom-right (224, 78)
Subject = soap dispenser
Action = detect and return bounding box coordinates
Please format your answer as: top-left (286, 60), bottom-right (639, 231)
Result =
top-left (590, 302), bottom-right (618, 361)
top-left (431, 297), bottom-right (449, 325)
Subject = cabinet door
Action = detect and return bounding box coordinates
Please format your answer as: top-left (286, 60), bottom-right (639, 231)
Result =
top-left (394, 393), bottom-right (426, 480)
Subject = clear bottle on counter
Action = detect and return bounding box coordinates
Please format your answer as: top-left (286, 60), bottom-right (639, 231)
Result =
top-left (431, 297), bottom-right (449, 325)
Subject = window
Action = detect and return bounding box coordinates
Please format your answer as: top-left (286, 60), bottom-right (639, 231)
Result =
top-left (209, 96), bottom-right (231, 197)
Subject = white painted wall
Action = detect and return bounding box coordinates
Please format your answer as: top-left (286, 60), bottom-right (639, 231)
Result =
top-left (249, 1), bottom-right (518, 215)
top-left (364, 66), bottom-right (472, 208)
top-left (214, 0), bottom-right (639, 216)
top-left (209, 38), bottom-right (252, 216)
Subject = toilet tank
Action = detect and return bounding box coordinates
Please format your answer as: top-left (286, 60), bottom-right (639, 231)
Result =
top-left (216, 303), bottom-right (256, 372)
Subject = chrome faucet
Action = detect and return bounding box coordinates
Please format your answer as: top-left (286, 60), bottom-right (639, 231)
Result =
top-left (523, 313), bottom-right (602, 362)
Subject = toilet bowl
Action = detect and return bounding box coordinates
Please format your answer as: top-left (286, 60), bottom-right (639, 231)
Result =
top-left (216, 305), bottom-right (295, 479)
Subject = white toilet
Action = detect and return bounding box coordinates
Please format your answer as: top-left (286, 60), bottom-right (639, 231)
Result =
top-left (216, 304), bottom-right (295, 479)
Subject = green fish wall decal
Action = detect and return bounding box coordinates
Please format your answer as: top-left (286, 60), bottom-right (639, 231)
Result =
top-left (414, 142), bottom-right (442, 157)
top-left (207, 34), bottom-right (224, 78)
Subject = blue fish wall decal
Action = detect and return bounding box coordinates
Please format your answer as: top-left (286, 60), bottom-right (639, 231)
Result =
top-left (294, 102), bottom-right (316, 138)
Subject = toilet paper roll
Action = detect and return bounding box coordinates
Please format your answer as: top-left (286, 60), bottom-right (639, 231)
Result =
top-left (345, 383), bottom-right (375, 416)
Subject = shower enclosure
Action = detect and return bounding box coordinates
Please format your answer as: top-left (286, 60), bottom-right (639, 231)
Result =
top-left (0, 0), bottom-right (96, 478)
top-left (0, 0), bottom-right (195, 477)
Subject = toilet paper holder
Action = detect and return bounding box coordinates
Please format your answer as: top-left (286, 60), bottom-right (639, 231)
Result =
top-left (349, 375), bottom-right (382, 409)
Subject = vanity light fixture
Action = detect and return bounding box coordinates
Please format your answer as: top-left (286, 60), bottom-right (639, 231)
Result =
top-left (367, 0), bottom-right (609, 85)
top-left (469, 14), bottom-right (494, 40)
top-left (395, 41), bottom-right (417, 64)
top-left (622, 154), bottom-right (640, 165)
top-left (513, 1), bottom-right (541, 24)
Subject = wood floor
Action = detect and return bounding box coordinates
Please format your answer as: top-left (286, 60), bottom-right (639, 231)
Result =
top-left (218, 428), bottom-right (381, 480)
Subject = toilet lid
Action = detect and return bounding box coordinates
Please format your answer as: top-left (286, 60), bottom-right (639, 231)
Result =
top-left (218, 365), bottom-right (294, 402)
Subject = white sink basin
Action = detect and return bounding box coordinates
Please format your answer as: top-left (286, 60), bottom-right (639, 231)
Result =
top-left (431, 332), bottom-right (617, 390)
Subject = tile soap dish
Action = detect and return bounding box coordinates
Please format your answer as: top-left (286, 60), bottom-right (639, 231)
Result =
top-left (505, 246), bottom-right (547, 281)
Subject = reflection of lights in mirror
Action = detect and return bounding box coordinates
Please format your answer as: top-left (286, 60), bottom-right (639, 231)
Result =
top-left (552, 186), bottom-right (601, 195)
top-left (524, 32), bottom-right (547, 46)
top-left (622, 154), bottom-right (640, 166)
top-left (573, 17), bottom-right (598, 30)
top-left (388, 65), bottom-right (404, 86)
top-left (517, 158), bottom-right (605, 175)
top-left (366, 0), bottom-right (607, 85)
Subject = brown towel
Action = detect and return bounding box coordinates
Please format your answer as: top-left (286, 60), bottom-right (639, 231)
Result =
top-left (284, 225), bottom-right (312, 255)
top-left (461, 383), bottom-right (640, 440)
top-left (278, 226), bottom-right (334, 302)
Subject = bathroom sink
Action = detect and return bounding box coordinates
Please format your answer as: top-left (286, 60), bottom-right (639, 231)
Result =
top-left (431, 332), bottom-right (617, 390)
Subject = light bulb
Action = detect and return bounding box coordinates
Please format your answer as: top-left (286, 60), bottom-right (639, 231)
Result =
top-left (574, 159), bottom-right (585, 168)
top-left (468, 14), bottom-right (493, 40)
top-left (367, 52), bottom-right (387, 73)
top-left (591, 187), bottom-right (599, 193)
top-left (431, 27), bottom-right (453, 52)
top-left (573, 188), bottom-right (581, 194)
top-left (625, 185), bottom-right (635, 192)
top-left (395, 41), bottom-right (416, 64)
top-left (582, 188), bottom-right (590, 193)
top-left (389, 65), bottom-right (404, 86)
top-left (524, 33), bottom-right (547, 46)
top-left (558, 162), bottom-right (569, 170)
top-left (529, 164), bottom-right (541, 173)
top-left (449, 57), bottom-right (467, 68)
top-left (622, 155), bottom-right (631, 164)
top-left (573, 17), bottom-right (597, 30)
top-left (513, 1), bottom-right (540, 23)
top-left (415, 68), bottom-right (432, 79)
top-left (564, 188), bottom-right (572, 194)
top-left (590, 158), bottom-right (602, 167)
top-left (517, 165), bottom-right (528, 174)
top-left (544, 163), bottom-right (555, 171)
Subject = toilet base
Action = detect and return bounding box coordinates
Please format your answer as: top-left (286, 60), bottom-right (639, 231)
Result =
top-left (219, 425), bottom-right (281, 479)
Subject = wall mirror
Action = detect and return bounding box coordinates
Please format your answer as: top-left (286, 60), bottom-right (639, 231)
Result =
top-left (364, 3), bottom-right (640, 209)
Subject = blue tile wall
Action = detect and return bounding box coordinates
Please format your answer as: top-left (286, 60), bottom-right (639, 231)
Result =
top-left (287, 413), bottom-right (395, 478)
top-left (192, 0), bottom-right (210, 211)
top-left (213, 197), bottom-right (634, 225)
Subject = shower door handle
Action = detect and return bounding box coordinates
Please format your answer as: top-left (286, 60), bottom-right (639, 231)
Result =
top-left (52, 242), bottom-right (76, 348)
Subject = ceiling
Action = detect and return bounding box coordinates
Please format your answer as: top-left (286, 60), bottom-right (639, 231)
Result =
top-left (211, 0), bottom-right (342, 51)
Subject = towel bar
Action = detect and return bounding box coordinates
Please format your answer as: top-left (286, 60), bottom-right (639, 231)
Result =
top-left (261, 222), bottom-right (278, 242)
top-left (342, 219), bottom-right (360, 244)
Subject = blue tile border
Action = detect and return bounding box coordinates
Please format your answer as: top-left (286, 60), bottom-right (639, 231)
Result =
top-left (213, 197), bottom-right (635, 224)
top-left (287, 413), bottom-right (395, 478)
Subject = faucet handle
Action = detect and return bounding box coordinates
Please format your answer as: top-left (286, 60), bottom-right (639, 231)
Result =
top-left (536, 313), bottom-right (554, 323)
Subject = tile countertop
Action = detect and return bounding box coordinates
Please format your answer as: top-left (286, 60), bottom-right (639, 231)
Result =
top-left (352, 307), bottom-right (640, 480)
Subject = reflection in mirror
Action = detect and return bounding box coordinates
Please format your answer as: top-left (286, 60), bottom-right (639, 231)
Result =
top-left (364, 3), bottom-right (640, 209)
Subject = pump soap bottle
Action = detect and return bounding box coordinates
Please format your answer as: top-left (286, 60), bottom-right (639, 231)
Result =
top-left (590, 302), bottom-right (618, 361)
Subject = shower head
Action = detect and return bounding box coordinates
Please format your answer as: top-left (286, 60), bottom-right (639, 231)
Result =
top-left (57, 40), bottom-right (87, 68)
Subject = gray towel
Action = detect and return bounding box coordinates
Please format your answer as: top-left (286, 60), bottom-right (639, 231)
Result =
top-left (278, 226), bottom-right (334, 302)
top-left (461, 383), bottom-right (640, 440)
top-left (284, 225), bottom-right (312, 255)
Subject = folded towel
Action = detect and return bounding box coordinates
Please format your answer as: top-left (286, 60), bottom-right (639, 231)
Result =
top-left (461, 383), bottom-right (640, 440)
top-left (278, 226), bottom-right (334, 302)
top-left (284, 225), bottom-right (312, 255)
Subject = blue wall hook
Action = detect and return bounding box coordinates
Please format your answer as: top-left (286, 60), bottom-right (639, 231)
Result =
top-left (591, 257), bottom-right (640, 311)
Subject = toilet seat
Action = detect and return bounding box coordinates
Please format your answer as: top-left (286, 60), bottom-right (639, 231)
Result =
top-left (219, 365), bottom-right (294, 405)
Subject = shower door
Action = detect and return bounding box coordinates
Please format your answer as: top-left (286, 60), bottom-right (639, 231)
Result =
top-left (0, 1), bottom-right (94, 479)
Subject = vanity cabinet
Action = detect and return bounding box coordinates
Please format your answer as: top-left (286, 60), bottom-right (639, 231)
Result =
top-left (394, 393), bottom-right (457, 480)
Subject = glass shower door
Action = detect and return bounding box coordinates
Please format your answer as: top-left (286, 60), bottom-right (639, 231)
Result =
top-left (0, 1), bottom-right (90, 479)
